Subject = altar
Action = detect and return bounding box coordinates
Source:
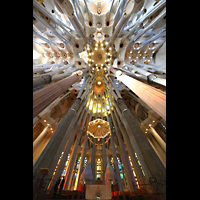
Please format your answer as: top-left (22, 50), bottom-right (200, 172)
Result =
top-left (85, 185), bottom-right (112, 200)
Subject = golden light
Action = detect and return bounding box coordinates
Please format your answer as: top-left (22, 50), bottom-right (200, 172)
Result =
top-left (89, 99), bottom-right (93, 110)
top-left (86, 40), bottom-right (114, 74)
top-left (87, 119), bottom-right (111, 139)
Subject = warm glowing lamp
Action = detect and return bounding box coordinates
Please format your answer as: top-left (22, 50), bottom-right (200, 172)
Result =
top-left (116, 70), bottom-right (122, 76)
top-left (76, 70), bottom-right (83, 76)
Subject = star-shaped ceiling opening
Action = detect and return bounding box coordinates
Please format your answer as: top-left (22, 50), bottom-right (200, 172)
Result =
top-left (87, 119), bottom-right (110, 139)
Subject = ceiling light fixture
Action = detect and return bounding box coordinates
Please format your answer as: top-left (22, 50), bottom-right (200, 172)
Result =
top-left (116, 70), bottom-right (122, 76)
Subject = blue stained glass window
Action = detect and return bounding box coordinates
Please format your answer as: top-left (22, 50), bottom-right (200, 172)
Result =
top-left (62, 170), bottom-right (65, 176)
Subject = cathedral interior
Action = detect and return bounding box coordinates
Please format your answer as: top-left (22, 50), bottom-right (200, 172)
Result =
top-left (33, 0), bottom-right (166, 199)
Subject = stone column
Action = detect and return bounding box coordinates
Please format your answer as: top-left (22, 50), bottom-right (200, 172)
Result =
top-left (127, 7), bottom-right (166, 45)
top-left (33, 125), bottom-right (50, 150)
top-left (51, 70), bottom-right (74, 82)
top-left (33, 65), bottom-right (91, 118)
top-left (140, 112), bottom-right (166, 154)
top-left (74, 113), bottom-right (92, 190)
top-left (91, 138), bottom-right (96, 184)
top-left (104, 78), bottom-right (118, 101)
top-left (33, 0), bottom-right (75, 39)
top-left (33, 30), bottom-right (55, 47)
top-left (106, 0), bottom-right (143, 49)
top-left (124, 0), bottom-right (166, 37)
top-left (33, 9), bottom-right (69, 47)
top-left (33, 116), bottom-right (40, 128)
top-left (74, 0), bottom-right (85, 23)
top-left (108, 0), bottom-right (115, 17)
top-left (110, 68), bottom-right (166, 121)
top-left (135, 62), bottom-right (166, 75)
top-left (47, 98), bottom-right (87, 178)
top-left (83, 0), bottom-right (90, 16)
top-left (108, 77), bottom-right (122, 98)
top-left (74, 133), bottom-right (88, 189)
top-left (77, 77), bottom-right (90, 99)
top-left (102, 138), bottom-right (107, 184)
top-left (125, 63), bottom-right (166, 87)
top-left (33, 74), bottom-right (52, 89)
top-left (146, 129), bottom-right (166, 168)
top-left (107, 115), bottom-right (123, 191)
top-left (56, 0), bottom-right (89, 43)
top-left (107, 91), bottom-right (152, 182)
top-left (112, 108), bottom-right (144, 184)
top-left (149, 127), bottom-right (166, 152)
top-left (117, 98), bottom-right (166, 189)
top-left (64, 110), bottom-right (89, 190)
top-left (110, 111), bottom-right (138, 191)
top-left (33, 98), bottom-right (81, 176)
top-left (49, 106), bottom-right (87, 188)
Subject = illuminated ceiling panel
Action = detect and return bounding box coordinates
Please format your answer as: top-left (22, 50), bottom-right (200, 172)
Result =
top-left (87, 119), bottom-right (110, 139)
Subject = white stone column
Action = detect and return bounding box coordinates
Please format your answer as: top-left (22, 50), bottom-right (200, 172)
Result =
top-left (74, 113), bottom-right (92, 190)
top-left (102, 138), bottom-right (107, 184)
top-left (33, 65), bottom-right (92, 118)
top-left (149, 127), bottom-right (166, 152)
top-left (110, 111), bottom-right (137, 191)
top-left (64, 110), bottom-right (89, 190)
top-left (91, 138), bottom-right (96, 184)
top-left (33, 125), bottom-right (50, 150)
top-left (107, 115), bottom-right (123, 191)
top-left (112, 107), bottom-right (144, 184)
top-left (110, 68), bottom-right (166, 121)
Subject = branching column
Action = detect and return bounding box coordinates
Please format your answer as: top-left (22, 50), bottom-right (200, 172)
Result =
top-left (74, 113), bottom-right (92, 190)
top-left (102, 138), bottom-right (107, 184)
top-left (107, 90), bottom-right (152, 182)
top-left (47, 98), bottom-right (87, 178)
top-left (110, 110), bottom-right (138, 191)
top-left (33, 97), bottom-right (82, 187)
top-left (33, 65), bottom-right (91, 118)
top-left (33, 99), bottom-right (81, 167)
top-left (117, 98), bottom-right (166, 188)
top-left (64, 110), bottom-right (89, 190)
top-left (33, 74), bottom-right (52, 89)
top-left (112, 107), bottom-right (144, 183)
top-left (107, 115), bottom-right (123, 191)
top-left (110, 68), bottom-right (166, 121)
top-left (91, 138), bottom-right (96, 184)
top-left (33, 80), bottom-right (91, 191)
top-left (33, 125), bottom-right (50, 150)
top-left (49, 102), bottom-right (88, 188)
